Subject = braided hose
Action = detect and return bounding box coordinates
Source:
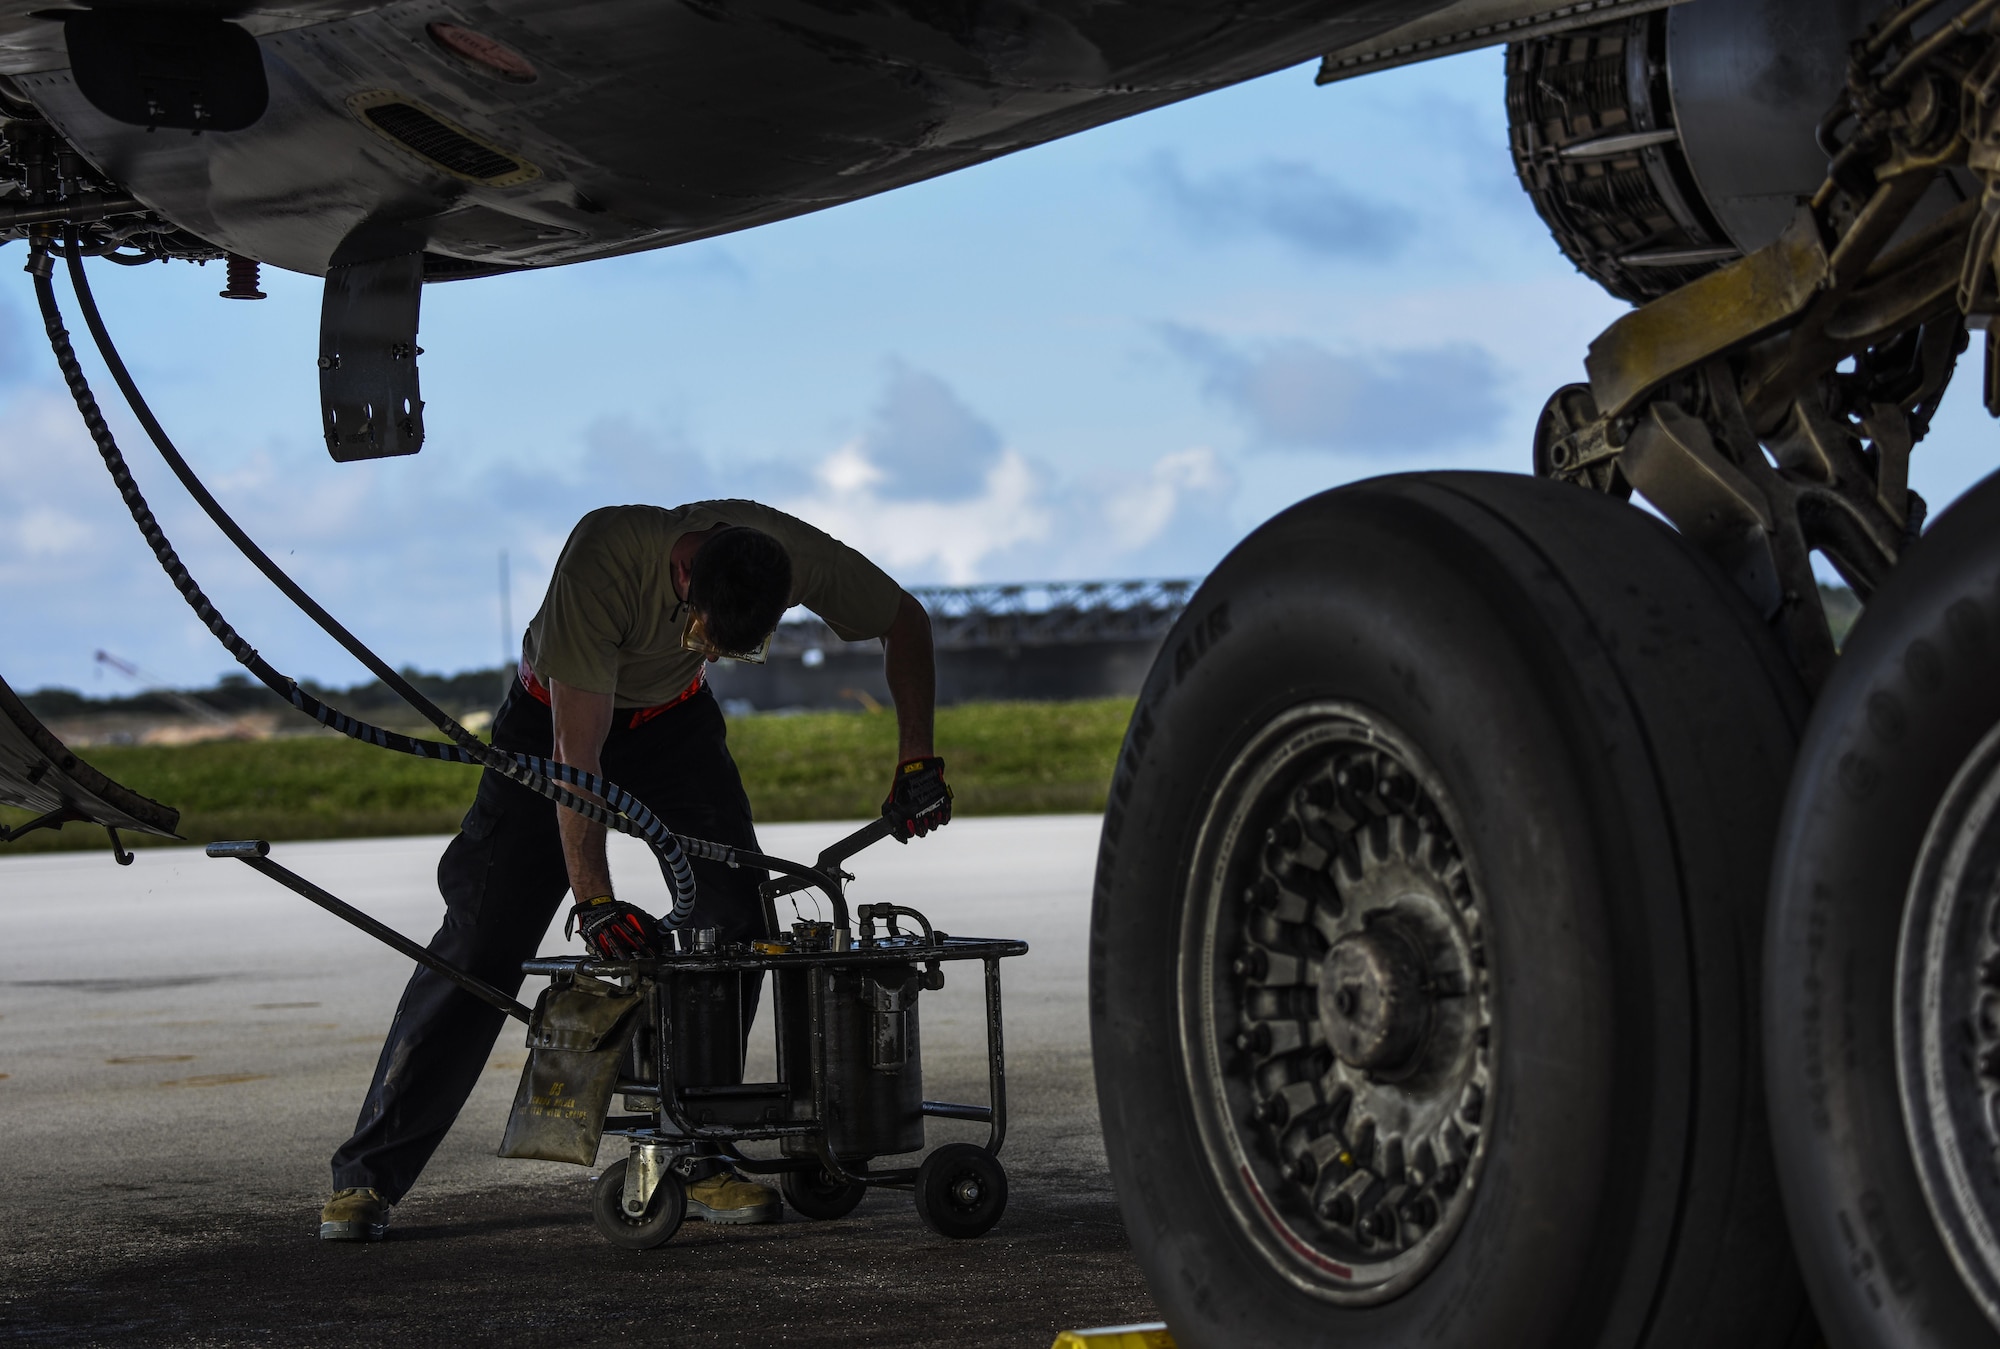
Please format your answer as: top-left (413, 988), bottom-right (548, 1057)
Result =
top-left (35, 239), bottom-right (702, 924)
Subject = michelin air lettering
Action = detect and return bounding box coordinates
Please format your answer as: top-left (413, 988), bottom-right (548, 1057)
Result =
top-left (1172, 602), bottom-right (1232, 684)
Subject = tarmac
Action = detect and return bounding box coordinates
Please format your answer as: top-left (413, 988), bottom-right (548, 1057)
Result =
top-left (0, 814), bottom-right (1156, 1347)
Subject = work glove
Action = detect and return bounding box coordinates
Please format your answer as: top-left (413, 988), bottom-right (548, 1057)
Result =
top-left (883, 756), bottom-right (953, 841)
top-left (567, 895), bottom-right (660, 961)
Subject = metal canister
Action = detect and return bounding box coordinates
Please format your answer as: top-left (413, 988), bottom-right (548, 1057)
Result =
top-left (664, 967), bottom-right (744, 1089)
top-left (778, 963), bottom-right (925, 1158)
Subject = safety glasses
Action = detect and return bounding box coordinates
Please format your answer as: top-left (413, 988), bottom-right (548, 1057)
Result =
top-left (679, 608), bottom-right (772, 665)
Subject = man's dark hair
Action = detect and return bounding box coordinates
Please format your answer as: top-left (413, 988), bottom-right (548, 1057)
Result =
top-left (688, 526), bottom-right (793, 653)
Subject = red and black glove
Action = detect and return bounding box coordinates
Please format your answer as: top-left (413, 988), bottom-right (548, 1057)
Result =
top-left (883, 756), bottom-right (953, 841)
top-left (567, 895), bottom-right (660, 961)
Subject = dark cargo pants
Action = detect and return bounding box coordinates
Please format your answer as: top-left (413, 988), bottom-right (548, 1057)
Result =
top-left (330, 679), bottom-right (767, 1202)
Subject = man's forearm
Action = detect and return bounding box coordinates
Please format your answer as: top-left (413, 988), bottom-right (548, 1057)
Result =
top-left (883, 591), bottom-right (936, 761)
top-left (549, 678), bottom-right (618, 902)
top-left (557, 809), bottom-right (613, 901)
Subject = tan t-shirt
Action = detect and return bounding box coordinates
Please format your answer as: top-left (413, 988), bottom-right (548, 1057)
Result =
top-left (522, 501), bottom-right (902, 706)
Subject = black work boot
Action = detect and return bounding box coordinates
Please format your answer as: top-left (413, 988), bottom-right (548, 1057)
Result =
top-left (319, 1187), bottom-right (391, 1241)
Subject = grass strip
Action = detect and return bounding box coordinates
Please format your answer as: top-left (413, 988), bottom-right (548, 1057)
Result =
top-left (1, 698), bottom-right (1132, 855)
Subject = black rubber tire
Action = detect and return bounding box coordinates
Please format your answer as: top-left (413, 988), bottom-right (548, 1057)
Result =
top-left (1766, 470), bottom-right (2000, 1349)
top-left (1091, 472), bottom-right (1816, 1349)
top-left (914, 1143), bottom-right (1007, 1239)
top-left (591, 1159), bottom-right (686, 1250)
top-left (781, 1164), bottom-right (868, 1221)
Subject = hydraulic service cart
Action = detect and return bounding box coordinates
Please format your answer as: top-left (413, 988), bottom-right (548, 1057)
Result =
top-left (209, 814), bottom-right (1028, 1249)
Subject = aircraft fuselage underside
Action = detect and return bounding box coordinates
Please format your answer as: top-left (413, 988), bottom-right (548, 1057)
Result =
top-left (0, 0), bottom-right (1525, 280)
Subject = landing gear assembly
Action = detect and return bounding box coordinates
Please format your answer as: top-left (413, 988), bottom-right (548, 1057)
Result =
top-left (1094, 3), bottom-right (2000, 1345)
top-left (1094, 475), bottom-right (1811, 1346)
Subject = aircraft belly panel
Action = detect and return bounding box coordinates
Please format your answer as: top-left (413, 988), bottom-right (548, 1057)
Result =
top-left (5, 0), bottom-right (1462, 276)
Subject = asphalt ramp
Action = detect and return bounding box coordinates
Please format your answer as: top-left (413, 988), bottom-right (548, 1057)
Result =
top-left (0, 817), bottom-right (1155, 1347)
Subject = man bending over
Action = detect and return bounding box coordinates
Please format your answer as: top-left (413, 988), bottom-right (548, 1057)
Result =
top-left (319, 499), bottom-right (950, 1240)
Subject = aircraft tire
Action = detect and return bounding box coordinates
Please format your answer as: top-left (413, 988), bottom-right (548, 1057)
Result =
top-left (1766, 469), bottom-right (2000, 1349)
top-left (1090, 471), bottom-right (1815, 1348)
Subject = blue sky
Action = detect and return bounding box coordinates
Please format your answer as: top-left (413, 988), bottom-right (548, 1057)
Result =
top-left (3, 45), bottom-right (1996, 695)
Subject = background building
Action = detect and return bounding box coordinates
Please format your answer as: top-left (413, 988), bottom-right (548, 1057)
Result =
top-left (706, 579), bottom-right (1195, 712)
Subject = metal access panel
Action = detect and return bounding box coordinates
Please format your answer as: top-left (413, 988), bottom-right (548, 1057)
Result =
top-left (319, 252), bottom-right (425, 462)
top-left (1316, 0), bottom-right (1691, 83)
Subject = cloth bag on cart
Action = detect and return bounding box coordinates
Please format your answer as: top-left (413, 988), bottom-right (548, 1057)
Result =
top-left (499, 979), bottom-right (644, 1165)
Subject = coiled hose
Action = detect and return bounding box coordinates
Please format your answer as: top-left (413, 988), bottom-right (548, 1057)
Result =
top-left (31, 234), bottom-right (718, 923)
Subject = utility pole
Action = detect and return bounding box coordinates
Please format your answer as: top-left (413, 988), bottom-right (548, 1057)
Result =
top-left (498, 549), bottom-right (514, 698)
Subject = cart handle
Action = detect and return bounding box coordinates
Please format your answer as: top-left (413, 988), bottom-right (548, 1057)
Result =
top-left (819, 813), bottom-right (898, 869)
top-left (207, 840), bottom-right (533, 1023)
top-left (756, 801), bottom-right (942, 909)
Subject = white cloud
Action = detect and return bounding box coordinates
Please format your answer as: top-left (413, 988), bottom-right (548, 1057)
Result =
top-left (785, 447), bottom-right (1052, 584)
top-left (778, 368), bottom-right (1242, 585)
top-left (1103, 446), bottom-right (1230, 552)
top-left (1161, 324), bottom-right (1506, 453)
top-left (816, 442), bottom-right (883, 495)
top-left (0, 392), bottom-right (125, 582)
top-left (14, 505), bottom-right (92, 557)
top-left (0, 358), bottom-right (1244, 692)
top-left (854, 363), bottom-right (1001, 501)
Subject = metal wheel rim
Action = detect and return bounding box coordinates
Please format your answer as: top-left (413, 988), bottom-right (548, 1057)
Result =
top-left (1178, 701), bottom-right (1495, 1305)
top-left (1897, 715), bottom-right (2000, 1332)
top-left (801, 1168), bottom-right (850, 1197)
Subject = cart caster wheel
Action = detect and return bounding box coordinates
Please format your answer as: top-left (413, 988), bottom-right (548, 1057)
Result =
top-left (782, 1164), bottom-right (868, 1221)
top-left (592, 1158), bottom-right (686, 1250)
top-left (914, 1143), bottom-right (1007, 1238)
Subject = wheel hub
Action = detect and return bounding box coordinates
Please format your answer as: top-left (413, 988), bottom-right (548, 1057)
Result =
top-left (1320, 926), bottom-right (1433, 1075)
top-left (1184, 702), bottom-right (1495, 1305)
top-left (1898, 718), bottom-right (2000, 1332)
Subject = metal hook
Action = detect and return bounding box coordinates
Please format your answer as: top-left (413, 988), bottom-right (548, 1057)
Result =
top-left (105, 826), bottom-right (132, 865)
